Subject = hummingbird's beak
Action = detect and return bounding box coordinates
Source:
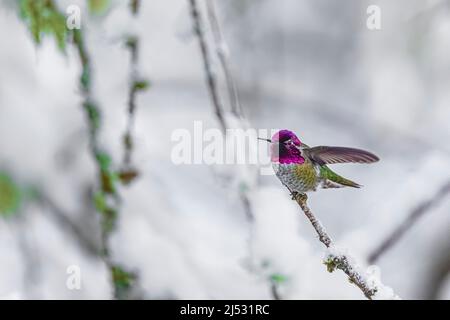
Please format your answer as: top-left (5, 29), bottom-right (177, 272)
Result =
top-left (258, 137), bottom-right (272, 143)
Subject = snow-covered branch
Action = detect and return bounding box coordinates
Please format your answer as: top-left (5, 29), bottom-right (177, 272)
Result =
top-left (188, 0), bottom-right (255, 223)
top-left (205, 0), bottom-right (242, 118)
top-left (293, 193), bottom-right (400, 300)
top-left (189, 0), bottom-right (227, 132)
top-left (189, 0), bottom-right (288, 299)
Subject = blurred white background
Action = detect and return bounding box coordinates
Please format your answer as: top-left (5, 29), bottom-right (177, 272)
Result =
top-left (0, 0), bottom-right (449, 299)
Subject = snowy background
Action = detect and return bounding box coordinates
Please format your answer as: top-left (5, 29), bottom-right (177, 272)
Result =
top-left (0, 0), bottom-right (450, 299)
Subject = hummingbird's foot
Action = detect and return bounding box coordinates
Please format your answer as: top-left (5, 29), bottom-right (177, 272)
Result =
top-left (298, 193), bottom-right (308, 203)
top-left (290, 191), bottom-right (299, 200)
top-left (292, 192), bottom-right (308, 203)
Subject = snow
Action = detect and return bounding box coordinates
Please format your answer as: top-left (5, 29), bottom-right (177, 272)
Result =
top-left (0, 0), bottom-right (449, 299)
top-left (324, 245), bottom-right (400, 299)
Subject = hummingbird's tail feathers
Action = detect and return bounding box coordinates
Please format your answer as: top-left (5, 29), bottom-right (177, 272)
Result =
top-left (306, 146), bottom-right (379, 165)
top-left (337, 178), bottom-right (362, 188)
top-left (321, 179), bottom-right (361, 189)
top-left (321, 180), bottom-right (345, 189)
top-left (319, 166), bottom-right (362, 189)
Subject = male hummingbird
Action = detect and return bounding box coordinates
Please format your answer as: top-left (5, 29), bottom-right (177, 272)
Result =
top-left (260, 130), bottom-right (379, 194)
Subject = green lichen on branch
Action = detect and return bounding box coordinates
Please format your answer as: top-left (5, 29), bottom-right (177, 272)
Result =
top-left (15, 0), bottom-right (138, 299)
top-left (324, 256), bottom-right (341, 273)
top-left (19, 3), bottom-right (133, 295)
top-left (72, 27), bottom-right (137, 300)
top-left (19, 0), bottom-right (68, 51)
top-left (120, 12), bottom-right (149, 177)
top-left (132, 80), bottom-right (150, 92)
top-left (130, 0), bottom-right (141, 15)
top-left (0, 173), bottom-right (22, 217)
top-left (270, 273), bottom-right (288, 284)
top-left (118, 169), bottom-right (139, 186)
top-left (112, 265), bottom-right (137, 299)
top-left (88, 0), bottom-right (111, 15)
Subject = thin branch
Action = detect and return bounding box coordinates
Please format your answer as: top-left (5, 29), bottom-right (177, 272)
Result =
top-left (292, 192), bottom-right (394, 300)
top-left (130, 0), bottom-right (141, 15)
top-left (240, 192), bottom-right (254, 222)
top-left (270, 282), bottom-right (281, 300)
top-left (189, 0), bottom-right (287, 299)
top-left (122, 36), bottom-right (139, 167)
top-left (189, 0), bottom-right (227, 132)
top-left (73, 29), bottom-right (110, 247)
top-left (72, 29), bottom-right (136, 299)
top-left (424, 236), bottom-right (450, 299)
top-left (205, 0), bottom-right (242, 118)
top-left (368, 180), bottom-right (450, 264)
top-left (36, 190), bottom-right (100, 257)
top-left (120, 1), bottom-right (148, 181)
top-left (189, 0), bottom-right (254, 224)
top-left (16, 212), bottom-right (41, 298)
top-left (188, 0), bottom-right (255, 228)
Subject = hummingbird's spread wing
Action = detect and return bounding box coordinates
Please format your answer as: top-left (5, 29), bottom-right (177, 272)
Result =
top-left (304, 146), bottom-right (379, 165)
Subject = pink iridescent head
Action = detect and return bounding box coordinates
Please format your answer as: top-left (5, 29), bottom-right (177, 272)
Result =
top-left (269, 130), bottom-right (305, 164)
top-left (271, 130), bottom-right (301, 146)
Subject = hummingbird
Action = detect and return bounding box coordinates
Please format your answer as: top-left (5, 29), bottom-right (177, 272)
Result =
top-left (259, 130), bottom-right (379, 195)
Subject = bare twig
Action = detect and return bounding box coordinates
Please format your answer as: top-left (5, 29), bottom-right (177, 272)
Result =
top-left (240, 192), bottom-right (254, 222)
top-left (189, 0), bottom-right (227, 132)
top-left (424, 235), bottom-right (450, 299)
top-left (36, 190), bottom-right (100, 257)
top-left (202, 0), bottom-right (256, 228)
top-left (188, 0), bottom-right (255, 220)
top-left (205, 0), bottom-right (242, 117)
top-left (189, 0), bottom-right (289, 299)
top-left (293, 193), bottom-right (392, 300)
top-left (270, 282), bottom-right (281, 300)
top-left (188, 0), bottom-right (255, 226)
top-left (368, 180), bottom-right (450, 264)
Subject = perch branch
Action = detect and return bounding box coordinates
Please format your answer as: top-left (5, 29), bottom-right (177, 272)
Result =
top-left (292, 192), bottom-right (391, 300)
top-left (368, 180), bottom-right (450, 264)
